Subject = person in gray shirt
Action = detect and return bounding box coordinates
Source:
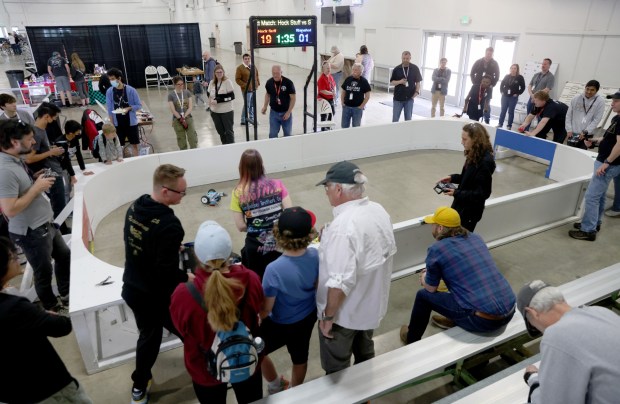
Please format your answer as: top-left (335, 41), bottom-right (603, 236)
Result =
top-left (517, 280), bottom-right (620, 404)
top-left (565, 80), bottom-right (606, 149)
top-left (527, 58), bottom-right (555, 112)
top-left (0, 119), bottom-right (70, 314)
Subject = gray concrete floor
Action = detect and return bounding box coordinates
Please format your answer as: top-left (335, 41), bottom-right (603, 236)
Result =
top-left (2, 50), bottom-right (619, 404)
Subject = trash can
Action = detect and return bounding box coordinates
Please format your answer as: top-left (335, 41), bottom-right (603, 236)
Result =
top-left (234, 42), bottom-right (243, 55)
top-left (209, 37), bottom-right (216, 48)
top-left (5, 70), bottom-right (25, 88)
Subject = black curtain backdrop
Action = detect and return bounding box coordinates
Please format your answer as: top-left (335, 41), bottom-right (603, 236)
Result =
top-left (26, 25), bottom-right (123, 79)
top-left (26, 23), bottom-right (202, 88)
top-left (120, 23), bottom-right (202, 88)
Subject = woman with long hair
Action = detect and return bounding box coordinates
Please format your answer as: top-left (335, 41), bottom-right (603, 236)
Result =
top-left (0, 237), bottom-right (93, 403)
top-left (357, 45), bottom-right (374, 82)
top-left (498, 64), bottom-right (526, 130)
top-left (437, 122), bottom-right (495, 231)
top-left (230, 149), bottom-right (293, 279)
top-left (170, 221), bottom-right (264, 403)
top-left (70, 52), bottom-right (89, 106)
top-left (168, 75), bottom-right (198, 150)
top-left (208, 64), bottom-right (236, 144)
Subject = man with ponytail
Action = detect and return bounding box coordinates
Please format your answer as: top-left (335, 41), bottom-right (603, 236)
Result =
top-left (170, 221), bottom-right (264, 403)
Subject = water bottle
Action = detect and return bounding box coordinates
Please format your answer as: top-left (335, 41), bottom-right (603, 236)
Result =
top-left (253, 337), bottom-right (265, 354)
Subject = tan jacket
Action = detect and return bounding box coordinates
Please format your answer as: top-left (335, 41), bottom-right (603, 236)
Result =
top-left (235, 64), bottom-right (260, 92)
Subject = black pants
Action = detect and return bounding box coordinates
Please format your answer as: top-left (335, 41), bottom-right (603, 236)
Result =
top-left (241, 243), bottom-right (281, 280)
top-left (210, 110), bottom-right (235, 144)
top-left (122, 287), bottom-right (182, 390)
top-left (10, 223), bottom-right (70, 309)
top-left (192, 370), bottom-right (262, 404)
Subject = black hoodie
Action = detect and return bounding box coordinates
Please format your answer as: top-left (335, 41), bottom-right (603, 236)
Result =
top-left (122, 194), bottom-right (188, 300)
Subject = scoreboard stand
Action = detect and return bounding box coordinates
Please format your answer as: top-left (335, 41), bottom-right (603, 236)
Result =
top-left (248, 16), bottom-right (318, 140)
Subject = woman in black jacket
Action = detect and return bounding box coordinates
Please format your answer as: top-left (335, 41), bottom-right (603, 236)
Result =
top-left (438, 122), bottom-right (495, 231)
top-left (497, 64), bottom-right (526, 130)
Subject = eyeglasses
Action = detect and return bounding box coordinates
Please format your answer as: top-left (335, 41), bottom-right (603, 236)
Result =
top-left (175, 83), bottom-right (184, 86)
top-left (162, 186), bottom-right (187, 196)
top-left (215, 71), bottom-right (224, 74)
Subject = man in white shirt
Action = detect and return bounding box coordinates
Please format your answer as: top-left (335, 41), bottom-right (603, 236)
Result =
top-left (315, 161), bottom-right (397, 374)
top-left (328, 46), bottom-right (345, 106)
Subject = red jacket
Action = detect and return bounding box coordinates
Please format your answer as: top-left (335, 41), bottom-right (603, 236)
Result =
top-left (317, 73), bottom-right (335, 100)
top-left (169, 264), bottom-right (264, 386)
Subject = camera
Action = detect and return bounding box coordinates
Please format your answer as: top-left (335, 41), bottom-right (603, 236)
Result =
top-left (433, 182), bottom-right (457, 194)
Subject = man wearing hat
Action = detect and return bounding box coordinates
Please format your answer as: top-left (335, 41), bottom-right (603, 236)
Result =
top-left (401, 206), bottom-right (515, 344)
top-left (569, 90), bottom-right (620, 241)
top-left (517, 280), bottom-right (620, 403)
top-left (47, 51), bottom-right (73, 107)
top-left (260, 207), bottom-right (318, 392)
top-left (315, 161), bottom-right (397, 374)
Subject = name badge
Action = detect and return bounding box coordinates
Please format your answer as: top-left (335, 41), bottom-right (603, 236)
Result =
top-left (437, 83), bottom-right (441, 89)
top-left (405, 82), bottom-right (409, 87)
top-left (507, 89), bottom-right (511, 95)
top-left (276, 98), bottom-right (281, 105)
top-left (478, 104), bottom-right (482, 110)
top-left (349, 93), bottom-right (354, 100)
top-left (582, 117), bottom-right (587, 124)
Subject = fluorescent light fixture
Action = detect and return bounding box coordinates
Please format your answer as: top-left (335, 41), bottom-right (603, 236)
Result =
top-left (352, 0), bottom-right (363, 5)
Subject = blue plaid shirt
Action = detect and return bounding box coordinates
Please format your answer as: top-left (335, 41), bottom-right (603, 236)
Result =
top-left (425, 233), bottom-right (515, 315)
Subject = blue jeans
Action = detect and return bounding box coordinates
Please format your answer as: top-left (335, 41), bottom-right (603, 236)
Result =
top-left (269, 110), bottom-right (292, 138)
top-left (10, 223), bottom-right (71, 309)
top-left (332, 72), bottom-right (343, 105)
top-left (580, 161), bottom-right (620, 232)
top-left (240, 91), bottom-right (255, 124)
top-left (406, 289), bottom-right (514, 344)
top-left (341, 105), bottom-right (364, 128)
top-left (499, 95), bottom-right (519, 128)
top-left (392, 98), bottom-right (413, 122)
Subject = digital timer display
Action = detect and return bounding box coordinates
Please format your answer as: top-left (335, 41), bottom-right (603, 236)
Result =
top-left (250, 16), bottom-right (317, 49)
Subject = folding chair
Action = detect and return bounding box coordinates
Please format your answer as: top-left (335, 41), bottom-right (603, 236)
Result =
top-left (316, 98), bottom-right (336, 131)
top-left (144, 65), bottom-right (159, 89)
top-left (157, 66), bottom-right (173, 89)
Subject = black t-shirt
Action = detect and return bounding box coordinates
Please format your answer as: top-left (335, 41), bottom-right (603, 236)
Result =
top-left (597, 115), bottom-right (620, 165)
top-left (531, 100), bottom-right (568, 139)
top-left (341, 75), bottom-right (372, 107)
top-left (390, 63), bottom-right (423, 101)
top-left (113, 87), bottom-right (131, 127)
top-left (265, 76), bottom-right (296, 113)
top-left (47, 56), bottom-right (68, 77)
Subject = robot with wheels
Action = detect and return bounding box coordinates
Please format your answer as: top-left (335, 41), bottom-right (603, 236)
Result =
top-left (201, 189), bottom-right (226, 206)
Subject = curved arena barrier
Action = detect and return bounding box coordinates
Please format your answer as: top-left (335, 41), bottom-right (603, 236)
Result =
top-left (67, 119), bottom-right (596, 373)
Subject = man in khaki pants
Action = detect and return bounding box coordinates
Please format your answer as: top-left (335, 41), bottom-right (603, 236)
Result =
top-left (431, 58), bottom-right (451, 118)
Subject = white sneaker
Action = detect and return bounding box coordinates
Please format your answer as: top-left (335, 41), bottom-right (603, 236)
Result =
top-left (604, 209), bottom-right (620, 217)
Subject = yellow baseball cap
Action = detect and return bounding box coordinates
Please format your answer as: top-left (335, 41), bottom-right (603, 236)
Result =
top-left (424, 206), bottom-right (461, 227)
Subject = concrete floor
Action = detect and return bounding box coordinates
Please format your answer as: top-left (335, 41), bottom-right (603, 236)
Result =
top-left (2, 50), bottom-right (620, 404)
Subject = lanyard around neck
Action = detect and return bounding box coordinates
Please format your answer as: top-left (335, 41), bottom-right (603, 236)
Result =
top-left (174, 90), bottom-right (184, 113)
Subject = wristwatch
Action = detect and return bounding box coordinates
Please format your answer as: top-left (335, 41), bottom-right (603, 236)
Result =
top-left (604, 159), bottom-right (611, 164)
top-left (321, 311), bottom-right (334, 321)
top-left (523, 370), bottom-right (537, 384)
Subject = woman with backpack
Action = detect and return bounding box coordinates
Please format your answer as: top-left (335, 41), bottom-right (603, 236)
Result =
top-left (70, 52), bottom-right (89, 107)
top-left (170, 221), bottom-right (265, 404)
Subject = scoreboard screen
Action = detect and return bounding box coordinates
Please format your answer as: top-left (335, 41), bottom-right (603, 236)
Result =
top-left (250, 16), bottom-right (317, 49)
